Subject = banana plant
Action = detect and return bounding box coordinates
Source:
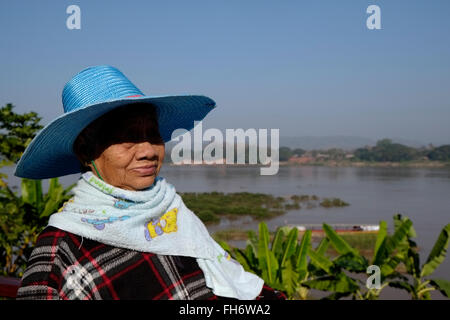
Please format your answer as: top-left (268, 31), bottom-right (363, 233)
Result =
top-left (21, 178), bottom-right (75, 219)
top-left (219, 222), bottom-right (313, 299)
top-left (1, 177), bottom-right (75, 277)
top-left (293, 228), bottom-right (312, 299)
top-left (220, 216), bottom-right (450, 300)
top-left (364, 215), bottom-right (417, 299)
top-left (302, 224), bottom-right (366, 299)
top-left (302, 216), bottom-right (411, 299)
top-left (387, 222), bottom-right (450, 299)
top-left (302, 215), bottom-right (450, 300)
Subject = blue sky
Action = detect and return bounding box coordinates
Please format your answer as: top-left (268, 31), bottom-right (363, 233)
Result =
top-left (1, 0), bottom-right (449, 145)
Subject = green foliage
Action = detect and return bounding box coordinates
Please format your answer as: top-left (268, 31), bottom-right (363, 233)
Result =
top-left (0, 103), bottom-right (42, 166)
top-left (0, 103), bottom-right (74, 277)
top-left (421, 224), bottom-right (450, 277)
top-left (387, 222), bottom-right (450, 300)
top-left (427, 145), bottom-right (450, 161)
top-left (308, 215), bottom-right (449, 300)
top-left (0, 178), bottom-right (74, 277)
top-left (221, 215), bottom-right (450, 300)
top-left (354, 139), bottom-right (420, 162)
top-left (279, 147), bottom-right (293, 162)
top-left (319, 198), bottom-right (349, 208)
top-left (257, 223), bottom-right (279, 285)
top-left (182, 192), bottom-right (347, 224)
top-left (322, 223), bottom-right (358, 256)
top-left (218, 223), bottom-right (315, 299)
top-left (278, 147), bottom-right (306, 161)
top-left (180, 192), bottom-right (287, 223)
top-left (303, 273), bottom-right (360, 294)
top-left (429, 279), bottom-right (450, 298)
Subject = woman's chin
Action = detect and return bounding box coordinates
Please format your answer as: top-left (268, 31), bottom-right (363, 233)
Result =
top-left (131, 175), bottom-right (157, 191)
top-left (105, 171), bottom-right (160, 191)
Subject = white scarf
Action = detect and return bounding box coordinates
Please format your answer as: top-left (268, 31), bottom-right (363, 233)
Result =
top-left (48, 172), bottom-right (263, 300)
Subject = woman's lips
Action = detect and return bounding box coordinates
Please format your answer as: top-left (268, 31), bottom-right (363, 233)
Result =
top-left (132, 165), bottom-right (157, 175)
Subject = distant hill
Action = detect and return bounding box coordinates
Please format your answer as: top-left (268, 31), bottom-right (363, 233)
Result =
top-left (279, 136), bottom-right (427, 151)
top-left (165, 134), bottom-right (430, 152)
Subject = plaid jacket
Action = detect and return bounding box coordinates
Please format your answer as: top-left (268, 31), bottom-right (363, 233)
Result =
top-left (17, 227), bottom-right (285, 300)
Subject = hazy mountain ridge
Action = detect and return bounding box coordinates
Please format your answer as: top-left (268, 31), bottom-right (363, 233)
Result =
top-left (279, 136), bottom-right (429, 151)
top-left (165, 135), bottom-right (431, 152)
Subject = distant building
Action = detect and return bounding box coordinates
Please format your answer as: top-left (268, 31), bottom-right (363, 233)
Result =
top-left (316, 153), bottom-right (330, 158)
top-left (288, 155), bottom-right (314, 164)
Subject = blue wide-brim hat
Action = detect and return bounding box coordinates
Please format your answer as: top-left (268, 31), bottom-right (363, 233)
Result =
top-left (15, 65), bottom-right (216, 179)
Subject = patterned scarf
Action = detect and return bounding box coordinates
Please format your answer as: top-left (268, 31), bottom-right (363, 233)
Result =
top-left (48, 171), bottom-right (263, 299)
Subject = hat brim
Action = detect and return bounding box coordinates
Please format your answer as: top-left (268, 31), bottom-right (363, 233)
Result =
top-left (15, 94), bottom-right (216, 179)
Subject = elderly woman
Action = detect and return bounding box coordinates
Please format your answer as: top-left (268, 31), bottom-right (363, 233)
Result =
top-left (15, 65), bottom-right (284, 300)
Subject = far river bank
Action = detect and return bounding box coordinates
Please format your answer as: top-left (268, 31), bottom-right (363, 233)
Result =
top-left (167, 160), bottom-right (450, 169)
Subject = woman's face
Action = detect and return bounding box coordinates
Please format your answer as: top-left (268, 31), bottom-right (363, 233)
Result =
top-left (88, 110), bottom-right (165, 191)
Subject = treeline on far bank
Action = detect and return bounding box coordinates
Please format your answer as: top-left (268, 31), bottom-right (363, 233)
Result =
top-left (279, 138), bottom-right (450, 163)
top-left (165, 138), bottom-right (450, 164)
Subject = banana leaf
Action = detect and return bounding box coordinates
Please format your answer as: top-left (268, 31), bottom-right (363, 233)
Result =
top-left (380, 256), bottom-right (403, 278)
top-left (388, 280), bottom-right (414, 294)
top-left (385, 218), bottom-right (413, 255)
top-left (244, 244), bottom-right (259, 271)
top-left (40, 178), bottom-right (65, 217)
top-left (316, 237), bottom-right (330, 256)
top-left (295, 230), bottom-right (311, 278)
top-left (233, 248), bottom-right (253, 273)
top-left (271, 227), bottom-right (286, 261)
top-left (333, 252), bottom-right (368, 273)
top-left (421, 224), bottom-right (450, 278)
top-left (372, 220), bottom-right (388, 264)
top-left (247, 229), bottom-right (258, 257)
top-left (281, 258), bottom-right (299, 297)
top-left (308, 247), bottom-right (333, 274)
top-left (21, 178), bottom-right (43, 211)
top-left (404, 247), bottom-right (421, 278)
top-left (279, 227), bottom-right (298, 268)
top-left (217, 240), bottom-right (232, 252)
top-left (322, 223), bottom-right (358, 256)
top-left (429, 279), bottom-right (450, 298)
top-left (393, 213), bottom-right (416, 238)
top-left (303, 272), bottom-right (359, 294)
top-left (258, 222), bottom-right (278, 285)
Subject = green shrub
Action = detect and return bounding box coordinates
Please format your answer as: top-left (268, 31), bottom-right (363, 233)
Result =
top-left (220, 215), bottom-right (450, 300)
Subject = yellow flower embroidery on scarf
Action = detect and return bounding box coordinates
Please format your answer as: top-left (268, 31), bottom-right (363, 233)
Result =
top-left (145, 208), bottom-right (178, 241)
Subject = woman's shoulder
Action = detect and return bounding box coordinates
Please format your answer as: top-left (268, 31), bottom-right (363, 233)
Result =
top-left (34, 226), bottom-right (73, 245)
top-left (32, 226), bottom-right (84, 257)
top-left (21, 226), bottom-right (85, 277)
top-left (35, 226), bottom-right (104, 253)
top-left (16, 227), bottom-right (77, 299)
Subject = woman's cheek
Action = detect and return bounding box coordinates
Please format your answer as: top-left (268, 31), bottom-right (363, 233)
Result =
top-left (158, 148), bottom-right (165, 163)
top-left (112, 147), bottom-right (134, 168)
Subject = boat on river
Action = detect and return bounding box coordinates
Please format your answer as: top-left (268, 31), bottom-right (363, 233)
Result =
top-left (293, 224), bottom-right (379, 233)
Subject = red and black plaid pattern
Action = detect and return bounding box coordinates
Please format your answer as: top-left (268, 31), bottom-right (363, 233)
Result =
top-left (17, 227), bottom-right (285, 300)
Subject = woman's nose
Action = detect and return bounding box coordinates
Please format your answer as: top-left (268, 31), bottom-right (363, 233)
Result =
top-left (135, 142), bottom-right (158, 160)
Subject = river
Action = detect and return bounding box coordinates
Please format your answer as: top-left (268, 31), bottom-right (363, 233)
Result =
top-left (158, 165), bottom-right (450, 280)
